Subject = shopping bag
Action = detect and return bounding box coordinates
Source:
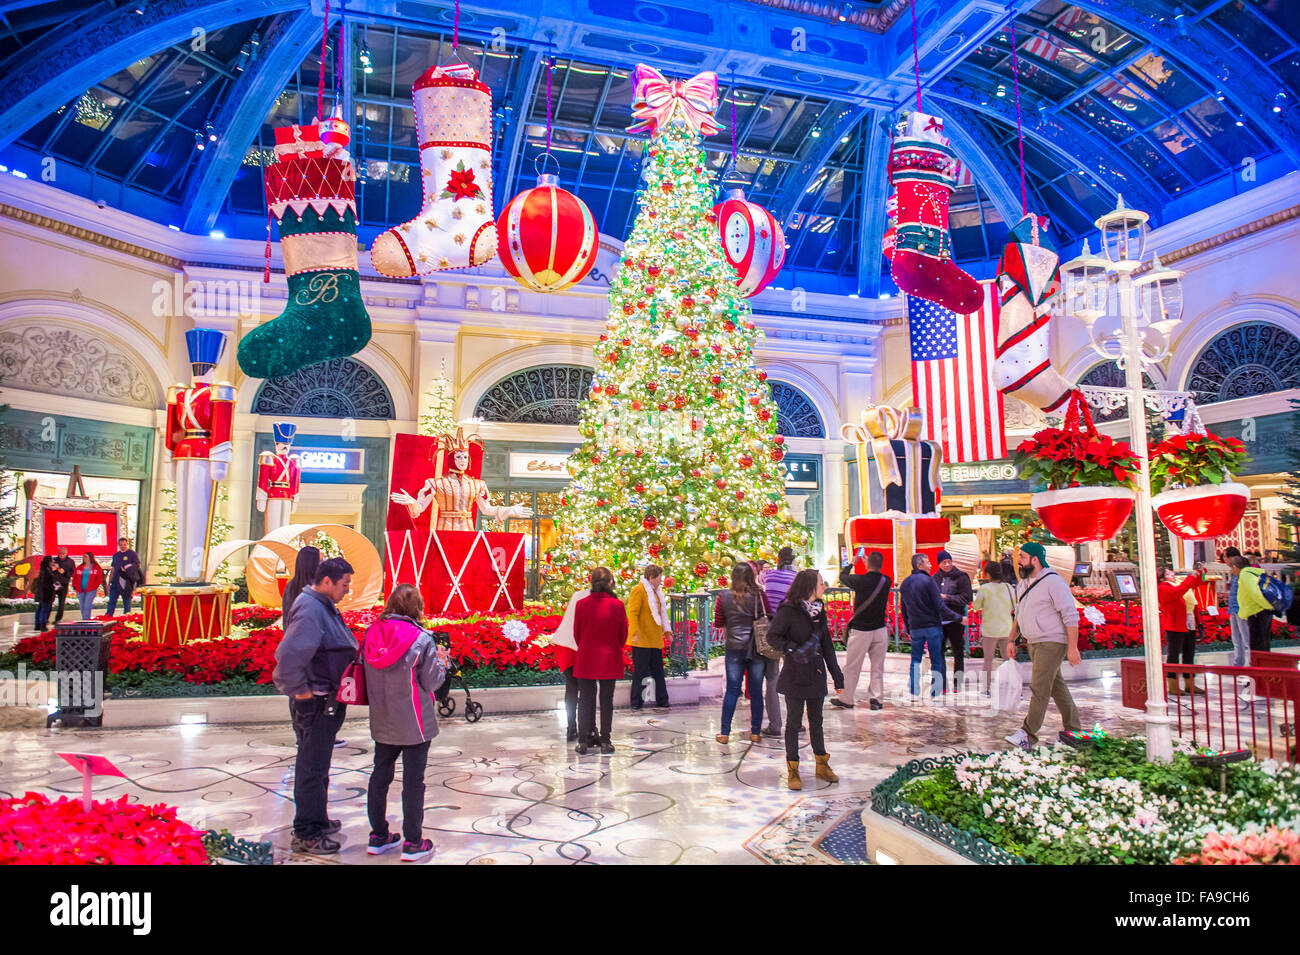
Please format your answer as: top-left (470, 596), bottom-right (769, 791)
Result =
top-left (993, 659), bottom-right (1022, 712)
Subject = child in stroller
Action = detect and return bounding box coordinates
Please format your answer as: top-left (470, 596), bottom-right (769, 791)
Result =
top-left (430, 630), bottom-right (483, 723)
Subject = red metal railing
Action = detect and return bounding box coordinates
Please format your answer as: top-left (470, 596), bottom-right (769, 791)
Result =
top-left (1120, 656), bottom-right (1300, 764)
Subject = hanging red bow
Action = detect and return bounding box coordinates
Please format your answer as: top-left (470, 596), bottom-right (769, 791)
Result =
top-left (924, 116), bottom-right (945, 134)
top-left (626, 65), bottom-right (723, 137)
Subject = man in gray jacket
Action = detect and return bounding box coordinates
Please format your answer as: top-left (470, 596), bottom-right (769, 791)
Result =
top-left (1004, 543), bottom-right (1081, 749)
top-left (273, 557), bottom-right (356, 855)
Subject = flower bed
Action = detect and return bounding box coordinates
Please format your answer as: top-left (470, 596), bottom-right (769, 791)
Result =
top-left (0, 604), bottom-right (657, 696)
top-left (888, 736), bottom-right (1300, 865)
top-left (0, 792), bottom-right (210, 865)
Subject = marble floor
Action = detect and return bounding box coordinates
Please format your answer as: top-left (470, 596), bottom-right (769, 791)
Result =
top-left (0, 666), bottom-right (1160, 865)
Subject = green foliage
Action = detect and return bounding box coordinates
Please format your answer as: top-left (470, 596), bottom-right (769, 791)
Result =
top-left (155, 484), bottom-right (235, 584)
top-left (418, 358), bottom-right (458, 437)
top-left (1149, 431), bottom-right (1249, 495)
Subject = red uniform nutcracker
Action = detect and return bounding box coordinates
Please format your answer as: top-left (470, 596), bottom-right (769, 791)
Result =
top-left (164, 329), bottom-right (235, 582)
top-left (256, 421), bottom-right (301, 534)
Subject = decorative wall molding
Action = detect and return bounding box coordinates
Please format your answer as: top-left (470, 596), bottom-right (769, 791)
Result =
top-left (251, 358), bottom-right (395, 420)
top-left (0, 322), bottom-right (158, 408)
top-left (0, 203), bottom-right (182, 268)
top-left (473, 365), bottom-right (595, 426)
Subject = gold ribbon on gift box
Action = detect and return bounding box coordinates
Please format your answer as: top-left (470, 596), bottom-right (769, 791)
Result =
top-left (840, 404), bottom-right (942, 514)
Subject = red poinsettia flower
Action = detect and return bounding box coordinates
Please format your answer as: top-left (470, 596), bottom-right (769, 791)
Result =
top-left (440, 162), bottom-right (483, 201)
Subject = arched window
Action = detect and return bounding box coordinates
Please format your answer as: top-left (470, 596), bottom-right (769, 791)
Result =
top-left (252, 357), bottom-right (395, 419)
top-left (1077, 363), bottom-right (1157, 422)
top-left (473, 365), bottom-right (595, 425)
top-left (1185, 322), bottom-right (1300, 404)
top-left (770, 382), bottom-right (825, 438)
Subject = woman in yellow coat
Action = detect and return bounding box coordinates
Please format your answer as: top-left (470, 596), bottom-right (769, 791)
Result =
top-left (627, 565), bottom-right (670, 710)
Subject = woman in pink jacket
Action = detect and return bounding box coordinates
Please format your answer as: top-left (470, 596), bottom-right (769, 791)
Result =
top-left (573, 567), bottom-right (628, 755)
top-left (361, 584), bottom-right (450, 863)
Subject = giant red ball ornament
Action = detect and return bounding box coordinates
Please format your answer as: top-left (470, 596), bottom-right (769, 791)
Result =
top-left (498, 174), bottom-right (599, 292)
top-left (714, 188), bottom-right (786, 297)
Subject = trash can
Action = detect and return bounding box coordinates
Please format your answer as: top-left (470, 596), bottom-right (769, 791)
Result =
top-left (46, 620), bottom-right (111, 728)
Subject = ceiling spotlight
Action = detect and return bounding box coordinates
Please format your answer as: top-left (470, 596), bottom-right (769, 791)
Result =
top-left (1173, 5), bottom-right (1188, 38)
top-left (996, 83), bottom-right (1007, 97)
top-left (810, 126), bottom-right (821, 138)
top-left (1274, 90), bottom-right (1287, 114)
top-left (359, 47), bottom-right (373, 75)
top-left (840, 134), bottom-right (850, 143)
top-left (1214, 90), bottom-right (1225, 102)
top-left (194, 131), bottom-right (205, 150)
top-left (209, 229), bottom-right (225, 239)
top-left (134, 2), bottom-right (147, 14)
top-left (1235, 117), bottom-right (1245, 127)
top-left (839, 1), bottom-right (855, 21)
top-left (205, 121), bottom-right (217, 142)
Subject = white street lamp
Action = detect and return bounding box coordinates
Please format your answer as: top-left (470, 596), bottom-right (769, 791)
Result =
top-left (1056, 193), bottom-right (1186, 763)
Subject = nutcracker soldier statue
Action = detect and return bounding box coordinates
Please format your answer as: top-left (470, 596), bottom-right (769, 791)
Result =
top-left (164, 328), bottom-right (235, 582)
top-left (390, 427), bottom-right (531, 530)
top-left (256, 421), bottom-right (301, 534)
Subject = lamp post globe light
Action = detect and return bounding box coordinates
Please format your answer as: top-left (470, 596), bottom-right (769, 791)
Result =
top-left (1056, 194), bottom-right (1186, 763)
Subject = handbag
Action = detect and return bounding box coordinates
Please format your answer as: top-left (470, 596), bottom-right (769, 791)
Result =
top-left (753, 594), bottom-right (782, 660)
top-left (335, 640), bottom-right (367, 705)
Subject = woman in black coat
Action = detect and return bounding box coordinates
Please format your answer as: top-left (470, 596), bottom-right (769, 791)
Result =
top-left (769, 569), bottom-right (845, 791)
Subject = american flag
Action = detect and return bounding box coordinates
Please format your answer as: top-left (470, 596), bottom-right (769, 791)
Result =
top-left (908, 282), bottom-right (1006, 465)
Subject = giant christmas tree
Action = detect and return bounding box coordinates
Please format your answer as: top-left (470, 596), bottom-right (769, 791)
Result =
top-left (540, 67), bottom-right (810, 598)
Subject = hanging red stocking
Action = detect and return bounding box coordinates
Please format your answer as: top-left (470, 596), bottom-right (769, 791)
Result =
top-left (888, 112), bottom-right (984, 315)
top-left (370, 63), bottom-right (498, 277)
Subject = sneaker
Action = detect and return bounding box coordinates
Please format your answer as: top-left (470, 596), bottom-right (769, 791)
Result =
top-left (829, 697), bottom-right (854, 709)
top-left (401, 839), bottom-right (435, 863)
top-left (575, 740), bottom-right (588, 755)
top-left (1004, 729), bottom-right (1031, 750)
top-left (869, 699), bottom-right (883, 711)
top-left (653, 704), bottom-right (670, 712)
top-left (367, 832), bottom-right (401, 855)
top-left (333, 738), bottom-right (346, 747)
top-left (323, 818), bottom-right (342, 834)
top-left (600, 741), bottom-right (615, 755)
top-left (290, 833), bottom-right (341, 855)
top-left (760, 725), bottom-right (781, 738)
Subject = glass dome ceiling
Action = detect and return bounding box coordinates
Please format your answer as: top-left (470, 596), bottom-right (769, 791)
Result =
top-left (1, 0), bottom-right (1296, 296)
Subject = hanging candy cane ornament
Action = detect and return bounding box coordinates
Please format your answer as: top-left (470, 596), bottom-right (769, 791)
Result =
top-left (626, 65), bottom-right (723, 136)
top-left (993, 213), bottom-right (1073, 413)
top-left (714, 189), bottom-right (785, 297)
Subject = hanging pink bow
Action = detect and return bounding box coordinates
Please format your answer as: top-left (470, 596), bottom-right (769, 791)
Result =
top-left (626, 65), bottom-right (723, 137)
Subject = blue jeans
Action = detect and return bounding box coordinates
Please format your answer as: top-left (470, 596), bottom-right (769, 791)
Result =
top-left (722, 649), bottom-right (766, 736)
top-left (909, 626), bottom-right (946, 696)
top-left (78, 592), bottom-right (96, 619)
top-left (107, 581), bottom-right (134, 616)
top-left (1228, 613), bottom-right (1250, 667)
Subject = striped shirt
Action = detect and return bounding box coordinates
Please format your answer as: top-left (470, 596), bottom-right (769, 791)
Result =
top-left (764, 566), bottom-right (797, 610)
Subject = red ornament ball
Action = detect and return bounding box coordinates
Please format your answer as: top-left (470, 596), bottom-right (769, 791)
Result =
top-left (774, 434), bottom-right (785, 445)
top-left (694, 562), bottom-right (710, 578)
top-left (757, 370), bottom-right (768, 381)
top-left (497, 175), bottom-right (599, 292)
top-left (734, 490), bottom-right (745, 501)
top-left (609, 515), bottom-right (619, 525)
top-left (715, 478), bottom-right (727, 490)
top-left (762, 502), bottom-right (779, 517)
top-left (771, 448), bottom-right (785, 462)
top-left (660, 344), bottom-right (675, 358)
top-left (642, 515), bottom-right (658, 531)
top-left (739, 454), bottom-right (754, 468)
top-left (757, 408), bottom-right (771, 421)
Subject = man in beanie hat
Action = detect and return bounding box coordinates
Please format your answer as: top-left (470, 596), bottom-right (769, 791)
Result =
top-left (1004, 542), bottom-right (1081, 749)
top-left (932, 549), bottom-right (972, 692)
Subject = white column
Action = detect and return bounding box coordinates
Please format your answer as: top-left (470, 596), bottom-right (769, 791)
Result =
top-left (821, 440), bottom-right (846, 562)
top-left (228, 411), bottom-right (258, 559)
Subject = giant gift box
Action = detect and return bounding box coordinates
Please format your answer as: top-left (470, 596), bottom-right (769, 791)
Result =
top-left (383, 432), bottom-right (525, 613)
top-left (840, 404), bottom-right (948, 579)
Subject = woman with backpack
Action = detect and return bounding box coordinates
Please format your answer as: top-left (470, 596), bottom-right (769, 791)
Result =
top-left (1232, 556), bottom-right (1278, 653)
top-left (971, 560), bottom-right (1017, 695)
top-left (714, 561), bottom-right (770, 745)
top-left (361, 583), bottom-right (451, 863)
top-left (769, 569), bottom-right (845, 791)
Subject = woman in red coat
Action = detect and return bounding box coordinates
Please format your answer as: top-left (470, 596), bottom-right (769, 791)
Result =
top-left (70, 552), bottom-right (105, 620)
top-left (573, 567), bottom-right (628, 755)
top-left (1158, 565), bottom-right (1205, 697)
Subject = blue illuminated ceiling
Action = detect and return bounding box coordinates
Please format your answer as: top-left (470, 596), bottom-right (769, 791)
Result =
top-left (0, 0), bottom-right (1296, 296)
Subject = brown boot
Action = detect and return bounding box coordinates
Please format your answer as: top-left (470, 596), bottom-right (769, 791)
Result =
top-left (786, 760), bottom-right (802, 791)
top-left (1166, 676), bottom-right (1183, 697)
top-left (1183, 675), bottom-right (1205, 695)
top-left (815, 753), bottom-right (839, 783)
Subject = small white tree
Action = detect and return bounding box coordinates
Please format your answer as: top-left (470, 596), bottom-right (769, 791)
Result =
top-left (419, 358), bottom-right (458, 437)
top-left (155, 484), bottom-right (234, 584)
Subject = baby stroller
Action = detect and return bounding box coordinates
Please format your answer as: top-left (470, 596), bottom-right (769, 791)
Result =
top-left (430, 630), bottom-right (483, 722)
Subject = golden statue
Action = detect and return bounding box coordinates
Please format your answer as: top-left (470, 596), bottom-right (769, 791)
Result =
top-left (389, 427), bottom-right (531, 531)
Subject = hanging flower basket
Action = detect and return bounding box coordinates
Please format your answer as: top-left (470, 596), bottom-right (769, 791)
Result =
top-left (1149, 430), bottom-right (1250, 541)
top-left (1015, 390), bottom-right (1141, 544)
top-left (1030, 486), bottom-right (1137, 544)
top-left (1152, 482), bottom-right (1250, 541)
